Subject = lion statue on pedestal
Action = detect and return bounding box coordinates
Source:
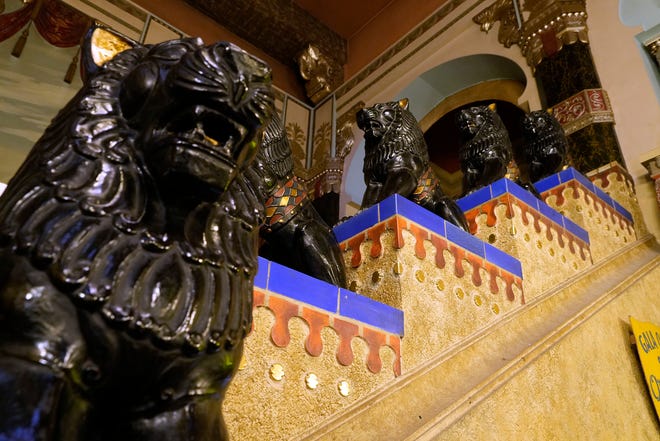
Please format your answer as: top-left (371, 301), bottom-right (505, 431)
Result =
top-left (0, 32), bottom-right (273, 440)
top-left (357, 99), bottom-right (469, 232)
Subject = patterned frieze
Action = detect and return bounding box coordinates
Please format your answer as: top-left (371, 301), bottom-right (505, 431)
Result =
top-left (552, 88), bottom-right (615, 136)
top-left (536, 167), bottom-right (636, 262)
top-left (458, 177), bottom-right (592, 300)
top-left (334, 194), bottom-right (523, 369)
top-left (224, 257), bottom-right (402, 440)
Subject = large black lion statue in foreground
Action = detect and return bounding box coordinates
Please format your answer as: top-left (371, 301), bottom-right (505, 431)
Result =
top-left (357, 99), bottom-right (469, 232)
top-left (520, 109), bottom-right (569, 183)
top-left (0, 35), bottom-right (273, 440)
top-left (457, 104), bottom-right (513, 195)
top-left (248, 114), bottom-right (347, 287)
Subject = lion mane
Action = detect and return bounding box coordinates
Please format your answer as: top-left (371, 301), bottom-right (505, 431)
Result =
top-left (0, 37), bottom-right (273, 355)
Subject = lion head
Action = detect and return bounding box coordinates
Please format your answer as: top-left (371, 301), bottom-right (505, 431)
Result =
top-left (521, 110), bottom-right (568, 182)
top-left (0, 37), bottom-right (274, 353)
top-left (356, 98), bottom-right (429, 184)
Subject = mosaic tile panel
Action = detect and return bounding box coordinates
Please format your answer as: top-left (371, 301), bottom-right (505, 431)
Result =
top-left (458, 178), bottom-right (592, 300)
top-left (536, 167), bottom-right (636, 262)
top-left (335, 194), bottom-right (524, 370)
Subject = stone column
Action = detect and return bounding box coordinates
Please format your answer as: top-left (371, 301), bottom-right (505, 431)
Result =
top-left (475, 0), bottom-right (624, 173)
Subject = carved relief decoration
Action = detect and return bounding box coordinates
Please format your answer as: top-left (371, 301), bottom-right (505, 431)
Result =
top-left (551, 88), bottom-right (614, 136)
top-left (642, 155), bottom-right (660, 209)
top-left (474, 0), bottom-right (589, 69)
top-left (298, 44), bottom-right (342, 105)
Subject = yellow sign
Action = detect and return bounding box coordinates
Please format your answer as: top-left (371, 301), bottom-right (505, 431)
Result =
top-left (630, 316), bottom-right (660, 420)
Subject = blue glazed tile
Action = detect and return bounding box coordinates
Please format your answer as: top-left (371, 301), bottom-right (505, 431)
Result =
top-left (562, 217), bottom-right (590, 245)
top-left (446, 222), bottom-right (485, 258)
top-left (538, 200), bottom-right (565, 229)
top-left (267, 261), bottom-right (339, 313)
top-left (612, 200), bottom-right (633, 222)
top-left (255, 256), bottom-right (270, 289)
top-left (339, 288), bottom-right (404, 336)
top-left (559, 167), bottom-right (579, 183)
top-left (377, 193), bottom-right (400, 220)
top-left (489, 178), bottom-right (509, 199)
top-left (592, 186), bottom-right (614, 207)
top-left (506, 179), bottom-right (540, 211)
top-left (572, 170), bottom-right (595, 192)
top-left (484, 243), bottom-right (522, 278)
top-left (333, 203), bottom-right (379, 243)
top-left (456, 185), bottom-right (493, 211)
top-left (534, 173), bottom-right (561, 193)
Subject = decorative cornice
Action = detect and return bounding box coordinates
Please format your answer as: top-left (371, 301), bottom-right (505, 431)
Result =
top-left (474, 0), bottom-right (588, 68)
top-left (552, 88), bottom-right (614, 135)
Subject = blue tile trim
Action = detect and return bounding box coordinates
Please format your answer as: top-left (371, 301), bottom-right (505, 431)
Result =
top-left (333, 203), bottom-right (379, 243)
top-left (484, 244), bottom-right (522, 278)
top-left (489, 178), bottom-right (509, 199)
top-left (562, 217), bottom-right (590, 244)
top-left (534, 173), bottom-right (561, 194)
top-left (456, 185), bottom-right (493, 211)
top-left (377, 193), bottom-right (400, 220)
top-left (506, 180), bottom-right (540, 211)
top-left (538, 200), bottom-right (565, 229)
top-left (267, 260), bottom-right (339, 313)
top-left (255, 256), bottom-right (270, 289)
top-left (613, 200), bottom-right (633, 223)
top-left (389, 195), bottom-right (447, 237)
top-left (339, 288), bottom-right (404, 336)
top-left (447, 221), bottom-right (485, 258)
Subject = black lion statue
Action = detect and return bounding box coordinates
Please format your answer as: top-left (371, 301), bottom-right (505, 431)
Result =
top-left (246, 113), bottom-right (347, 287)
top-left (357, 99), bottom-right (469, 232)
top-left (0, 35), bottom-right (273, 440)
top-left (457, 104), bottom-right (513, 195)
top-left (520, 109), bottom-right (569, 182)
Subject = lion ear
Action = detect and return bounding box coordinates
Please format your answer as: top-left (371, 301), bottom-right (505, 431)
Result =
top-left (398, 98), bottom-right (409, 111)
top-left (488, 103), bottom-right (497, 112)
top-left (81, 22), bottom-right (138, 81)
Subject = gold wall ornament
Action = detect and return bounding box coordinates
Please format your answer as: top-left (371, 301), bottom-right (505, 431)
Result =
top-left (298, 44), bottom-right (342, 105)
top-left (337, 380), bottom-right (350, 397)
top-left (305, 373), bottom-right (319, 390)
top-left (473, 0), bottom-right (522, 48)
top-left (519, 0), bottom-right (589, 68)
top-left (269, 363), bottom-right (285, 382)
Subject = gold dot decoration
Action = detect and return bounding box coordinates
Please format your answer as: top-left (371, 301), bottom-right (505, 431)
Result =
top-left (536, 240), bottom-right (543, 249)
top-left (436, 279), bottom-right (445, 291)
top-left (549, 248), bottom-right (555, 256)
top-left (338, 380), bottom-right (350, 397)
top-left (492, 304), bottom-right (500, 314)
top-left (393, 262), bottom-right (404, 275)
top-left (523, 233), bottom-right (530, 242)
top-left (455, 288), bottom-right (465, 300)
top-left (238, 354), bottom-right (247, 371)
top-left (348, 280), bottom-right (357, 291)
top-left (588, 210), bottom-right (593, 218)
top-left (561, 255), bottom-right (567, 263)
top-left (474, 295), bottom-right (483, 306)
top-left (305, 373), bottom-right (319, 390)
top-left (269, 364), bottom-right (285, 381)
top-left (573, 262), bottom-right (579, 270)
top-left (509, 226), bottom-right (517, 236)
top-left (371, 271), bottom-right (381, 284)
top-left (576, 205), bottom-right (582, 212)
top-left (488, 233), bottom-right (496, 243)
top-left (415, 270), bottom-right (425, 283)
top-left (605, 224), bottom-right (610, 231)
